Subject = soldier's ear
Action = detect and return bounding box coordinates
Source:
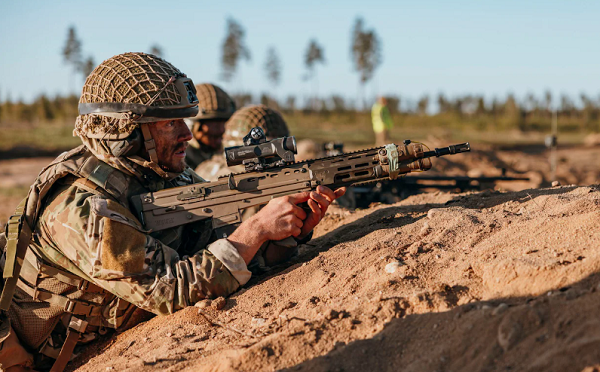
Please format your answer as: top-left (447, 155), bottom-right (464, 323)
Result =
top-left (107, 129), bottom-right (143, 158)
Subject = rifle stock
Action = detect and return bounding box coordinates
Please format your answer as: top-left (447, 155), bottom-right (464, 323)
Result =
top-left (132, 137), bottom-right (470, 237)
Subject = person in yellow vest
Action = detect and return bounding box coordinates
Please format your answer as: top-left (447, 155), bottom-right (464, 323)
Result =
top-left (371, 96), bottom-right (394, 146)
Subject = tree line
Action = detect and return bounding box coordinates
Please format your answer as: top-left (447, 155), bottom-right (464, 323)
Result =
top-left (3, 20), bottom-right (599, 134)
top-left (2, 91), bottom-right (600, 133)
top-left (221, 17), bottom-right (380, 106)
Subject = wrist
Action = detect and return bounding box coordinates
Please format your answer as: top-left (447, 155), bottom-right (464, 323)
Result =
top-left (227, 217), bottom-right (269, 264)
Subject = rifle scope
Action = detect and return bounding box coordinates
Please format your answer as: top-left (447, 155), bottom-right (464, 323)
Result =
top-left (224, 136), bottom-right (297, 167)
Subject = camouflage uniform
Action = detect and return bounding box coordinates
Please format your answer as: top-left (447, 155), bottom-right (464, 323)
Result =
top-left (0, 53), bottom-right (249, 371)
top-left (185, 84), bottom-right (236, 170)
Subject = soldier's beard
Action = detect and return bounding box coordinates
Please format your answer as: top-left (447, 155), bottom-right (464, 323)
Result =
top-left (157, 143), bottom-right (188, 173)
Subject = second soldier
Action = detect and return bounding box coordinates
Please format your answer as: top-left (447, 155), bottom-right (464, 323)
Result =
top-left (185, 83), bottom-right (236, 169)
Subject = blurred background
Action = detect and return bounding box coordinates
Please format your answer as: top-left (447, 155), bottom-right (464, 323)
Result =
top-left (1, 0), bottom-right (600, 224)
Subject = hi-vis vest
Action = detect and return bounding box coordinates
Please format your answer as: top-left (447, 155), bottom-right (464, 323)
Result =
top-left (371, 103), bottom-right (393, 134)
top-left (0, 145), bottom-right (201, 372)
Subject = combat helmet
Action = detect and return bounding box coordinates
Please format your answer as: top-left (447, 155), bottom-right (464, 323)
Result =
top-left (223, 105), bottom-right (289, 147)
top-left (192, 83), bottom-right (236, 121)
top-left (73, 52), bottom-right (199, 177)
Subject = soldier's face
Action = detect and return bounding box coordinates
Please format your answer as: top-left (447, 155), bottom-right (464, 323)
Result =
top-left (194, 119), bottom-right (227, 150)
top-left (149, 119), bottom-right (193, 173)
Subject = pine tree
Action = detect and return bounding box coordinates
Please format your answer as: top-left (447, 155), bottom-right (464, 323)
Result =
top-left (220, 18), bottom-right (251, 83)
top-left (350, 18), bottom-right (382, 109)
top-left (304, 39), bottom-right (325, 110)
top-left (62, 26), bottom-right (82, 92)
top-left (264, 47), bottom-right (282, 89)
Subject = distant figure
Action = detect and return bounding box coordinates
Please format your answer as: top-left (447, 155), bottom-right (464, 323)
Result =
top-left (184, 83), bottom-right (236, 169)
top-left (371, 96), bottom-right (394, 146)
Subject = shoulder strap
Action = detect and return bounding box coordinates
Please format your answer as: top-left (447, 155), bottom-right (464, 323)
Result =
top-left (0, 198), bottom-right (31, 310)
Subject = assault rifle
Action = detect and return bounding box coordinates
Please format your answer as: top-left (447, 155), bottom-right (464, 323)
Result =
top-left (131, 128), bottom-right (470, 237)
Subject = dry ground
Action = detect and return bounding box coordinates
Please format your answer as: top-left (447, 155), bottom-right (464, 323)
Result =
top-left (71, 184), bottom-right (600, 372)
top-left (1, 144), bottom-right (600, 371)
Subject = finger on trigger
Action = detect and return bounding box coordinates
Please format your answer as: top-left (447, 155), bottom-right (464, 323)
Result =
top-left (310, 191), bottom-right (330, 207)
top-left (316, 186), bottom-right (336, 202)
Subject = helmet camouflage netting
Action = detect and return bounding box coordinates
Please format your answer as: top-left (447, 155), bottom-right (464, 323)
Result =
top-left (74, 52), bottom-right (198, 139)
top-left (223, 105), bottom-right (289, 147)
top-left (193, 83), bottom-right (236, 120)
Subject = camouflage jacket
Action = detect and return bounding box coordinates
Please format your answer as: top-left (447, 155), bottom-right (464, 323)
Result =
top-left (6, 146), bottom-right (251, 361)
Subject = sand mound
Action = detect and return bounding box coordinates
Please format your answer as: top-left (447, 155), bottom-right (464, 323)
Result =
top-left (72, 184), bottom-right (600, 372)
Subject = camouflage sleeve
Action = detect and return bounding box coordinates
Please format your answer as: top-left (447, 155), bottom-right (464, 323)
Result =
top-left (38, 185), bottom-right (251, 315)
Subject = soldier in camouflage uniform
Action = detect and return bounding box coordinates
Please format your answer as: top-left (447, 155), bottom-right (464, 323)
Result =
top-left (0, 53), bottom-right (343, 372)
top-left (195, 105), bottom-right (289, 181)
top-left (184, 84), bottom-right (235, 169)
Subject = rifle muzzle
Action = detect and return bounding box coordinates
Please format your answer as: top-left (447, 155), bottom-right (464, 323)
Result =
top-left (423, 143), bottom-right (471, 158)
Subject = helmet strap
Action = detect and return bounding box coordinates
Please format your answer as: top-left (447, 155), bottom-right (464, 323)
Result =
top-left (140, 123), bottom-right (159, 164)
top-left (137, 123), bottom-right (178, 180)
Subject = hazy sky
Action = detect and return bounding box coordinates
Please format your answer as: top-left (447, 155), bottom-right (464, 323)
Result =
top-left (1, 0), bottom-right (598, 105)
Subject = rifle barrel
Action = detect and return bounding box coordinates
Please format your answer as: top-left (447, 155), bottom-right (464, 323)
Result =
top-left (422, 142), bottom-right (471, 158)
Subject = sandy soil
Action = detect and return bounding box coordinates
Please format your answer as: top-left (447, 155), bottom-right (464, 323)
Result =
top-left (66, 182), bottom-right (600, 372)
top-left (1, 146), bottom-right (600, 371)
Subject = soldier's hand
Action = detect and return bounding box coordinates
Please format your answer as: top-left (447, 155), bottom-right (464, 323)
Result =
top-left (228, 192), bottom-right (311, 264)
top-left (299, 186), bottom-right (346, 238)
top-left (254, 193), bottom-right (312, 240)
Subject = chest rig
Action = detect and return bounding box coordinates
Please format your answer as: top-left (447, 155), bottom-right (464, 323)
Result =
top-left (0, 146), bottom-right (204, 371)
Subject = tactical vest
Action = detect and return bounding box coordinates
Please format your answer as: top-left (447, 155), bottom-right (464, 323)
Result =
top-left (0, 146), bottom-right (204, 371)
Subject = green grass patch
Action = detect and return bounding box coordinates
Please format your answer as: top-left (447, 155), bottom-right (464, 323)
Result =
top-left (0, 113), bottom-right (591, 154)
top-left (0, 121), bottom-right (80, 151)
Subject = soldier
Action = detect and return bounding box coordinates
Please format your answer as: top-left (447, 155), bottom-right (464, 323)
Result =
top-left (0, 53), bottom-right (344, 372)
top-left (184, 83), bottom-right (235, 169)
top-left (195, 104), bottom-right (289, 181)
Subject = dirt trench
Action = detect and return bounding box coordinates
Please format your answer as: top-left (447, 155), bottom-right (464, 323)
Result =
top-left (72, 184), bottom-right (600, 372)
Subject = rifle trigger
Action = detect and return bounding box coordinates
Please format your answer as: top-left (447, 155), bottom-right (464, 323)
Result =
top-left (228, 173), bottom-right (237, 190)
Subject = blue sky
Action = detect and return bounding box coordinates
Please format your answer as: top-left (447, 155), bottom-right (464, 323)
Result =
top-left (0, 0), bottom-right (598, 107)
